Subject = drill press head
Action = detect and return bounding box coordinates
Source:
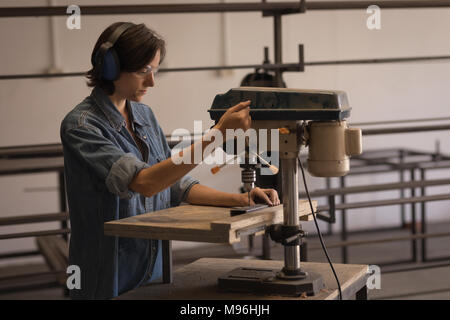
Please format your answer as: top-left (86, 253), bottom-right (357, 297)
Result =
top-left (209, 86), bottom-right (351, 121)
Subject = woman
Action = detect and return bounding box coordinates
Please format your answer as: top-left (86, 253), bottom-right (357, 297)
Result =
top-left (60, 22), bottom-right (279, 299)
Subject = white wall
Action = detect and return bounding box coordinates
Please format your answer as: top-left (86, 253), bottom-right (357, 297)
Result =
top-left (1, 0), bottom-right (450, 265)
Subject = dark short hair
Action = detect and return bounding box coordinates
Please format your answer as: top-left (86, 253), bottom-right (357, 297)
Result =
top-left (86, 22), bottom-right (166, 95)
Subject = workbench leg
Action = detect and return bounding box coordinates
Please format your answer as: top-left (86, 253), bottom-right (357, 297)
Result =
top-left (58, 172), bottom-right (68, 242)
top-left (262, 234), bottom-right (271, 260)
top-left (58, 171), bottom-right (69, 298)
top-left (356, 286), bottom-right (368, 300)
top-left (162, 240), bottom-right (172, 284)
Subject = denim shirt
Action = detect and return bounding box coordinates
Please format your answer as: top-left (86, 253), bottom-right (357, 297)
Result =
top-left (60, 87), bottom-right (199, 299)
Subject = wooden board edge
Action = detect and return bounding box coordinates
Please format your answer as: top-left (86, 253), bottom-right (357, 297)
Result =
top-left (104, 222), bottom-right (231, 244)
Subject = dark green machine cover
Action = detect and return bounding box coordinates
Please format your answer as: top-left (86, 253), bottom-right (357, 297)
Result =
top-left (208, 87), bottom-right (351, 121)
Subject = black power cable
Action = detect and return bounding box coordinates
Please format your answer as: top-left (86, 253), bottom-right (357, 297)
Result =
top-left (298, 155), bottom-right (343, 300)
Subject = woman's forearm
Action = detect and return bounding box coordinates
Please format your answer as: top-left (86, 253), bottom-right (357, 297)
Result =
top-left (129, 127), bottom-right (221, 197)
top-left (186, 184), bottom-right (246, 207)
top-left (129, 157), bottom-right (196, 198)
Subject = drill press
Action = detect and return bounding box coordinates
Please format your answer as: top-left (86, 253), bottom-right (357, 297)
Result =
top-left (208, 87), bottom-right (362, 296)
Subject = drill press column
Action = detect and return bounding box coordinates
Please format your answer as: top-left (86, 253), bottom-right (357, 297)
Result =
top-left (280, 157), bottom-right (302, 275)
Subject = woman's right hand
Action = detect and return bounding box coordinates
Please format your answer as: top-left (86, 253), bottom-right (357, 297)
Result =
top-left (213, 100), bottom-right (251, 135)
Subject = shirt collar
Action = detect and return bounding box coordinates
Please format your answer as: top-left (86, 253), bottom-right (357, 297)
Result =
top-left (128, 100), bottom-right (148, 127)
top-left (90, 87), bottom-right (150, 131)
top-left (91, 87), bottom-right (126, 131)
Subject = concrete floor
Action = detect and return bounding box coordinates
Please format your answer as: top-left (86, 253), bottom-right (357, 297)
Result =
top-left (1, 220), bottom-right (449, 300)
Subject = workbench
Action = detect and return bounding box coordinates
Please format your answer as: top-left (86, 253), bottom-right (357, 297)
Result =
top-left (104, 200), bottom-right (317, 283)
top-left (117, 258), bottom-right (369, 300)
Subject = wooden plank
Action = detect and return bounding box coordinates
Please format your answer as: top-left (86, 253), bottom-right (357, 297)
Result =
top-left (211, 200), bottom-right (316, 242)
top-left (104, 222), bottom-right (231, 243)
top-left (210, 200), bottom-right (316, 233)
top-left (104, 204), bottom-right (232, 243)
top-left (104, 201), bottom-right (317, 244)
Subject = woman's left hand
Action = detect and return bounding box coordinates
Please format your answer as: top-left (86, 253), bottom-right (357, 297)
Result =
top-left (242, 187), bottom-right (280, 207)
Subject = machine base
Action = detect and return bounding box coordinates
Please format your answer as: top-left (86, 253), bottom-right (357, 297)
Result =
top-left (218, 267), bottom-right (325, 296)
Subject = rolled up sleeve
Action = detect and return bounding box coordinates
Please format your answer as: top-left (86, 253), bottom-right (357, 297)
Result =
top-left (106, 153), bottom-right (149, 199)
top-left (61, 124), bottom-right (148, 199)
top-left (170, 175), bottom-right (199, 207)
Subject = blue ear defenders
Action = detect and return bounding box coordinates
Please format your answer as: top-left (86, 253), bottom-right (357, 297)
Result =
top-left (94, 22), bottom-right (134, 81)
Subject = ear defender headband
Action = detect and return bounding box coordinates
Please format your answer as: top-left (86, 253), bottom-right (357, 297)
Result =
top-left (94, 22), bottom-right (134, 81)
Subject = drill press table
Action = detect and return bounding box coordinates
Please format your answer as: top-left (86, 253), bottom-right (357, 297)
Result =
top-left (104, 200), bottom-right (316, 244)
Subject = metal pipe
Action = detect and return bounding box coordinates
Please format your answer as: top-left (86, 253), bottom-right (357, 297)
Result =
top-left (282, 159), bottom-right (299, 226)
top-left (3, 55), bottom-right (450, 81)
top-left (316, 193), bottom-right (450, 212)
top-left (0, 212), bottom-right (69, 226)
top-left (0, 270), bottom-right (65, 282)
top-left (352, 116), bottom-right (450, 126)
top-left (340, 176), bottom-right (348, 263)
top-left (0, 2), bottom-right (302, 17)
top-left (410, 168), bottom-right (418, 262)
top-left (308, 0), bottom-right (450, 10)
top-left (281, 158), bottom-right (301, 271)
top-left (47, 0), bottom-right (61, 72)
top-left (0, 228), bottom-right (70, 240)
top-left (3, 1), bottom-right (450, 18)
top-left (273, 13), bottom-right (284, 87)
top-left (0, 278), bottom-right (60, 294)
top-left (307, 55), bottom-right (450, 66)
top-left (309, 230), bottom-right (450, 250)
top-left (400, 150), bottom-right (406, 228)
top-left (0, 250), bottom-right (40, 260)
top-left (346, 161), bottom-right (450, 176)
top-left (0, 143), bottom-right (62, 158)
top-left (326, 179), bottom-right (334, 234)
top-left (0, 62), bottom-right (302, 80)
top-left (301, 177), bottom-right (450, 197)
top-left (420, 168), bottom-right (427, 262)
top-left (363, 124), bottom-right (450, 135)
